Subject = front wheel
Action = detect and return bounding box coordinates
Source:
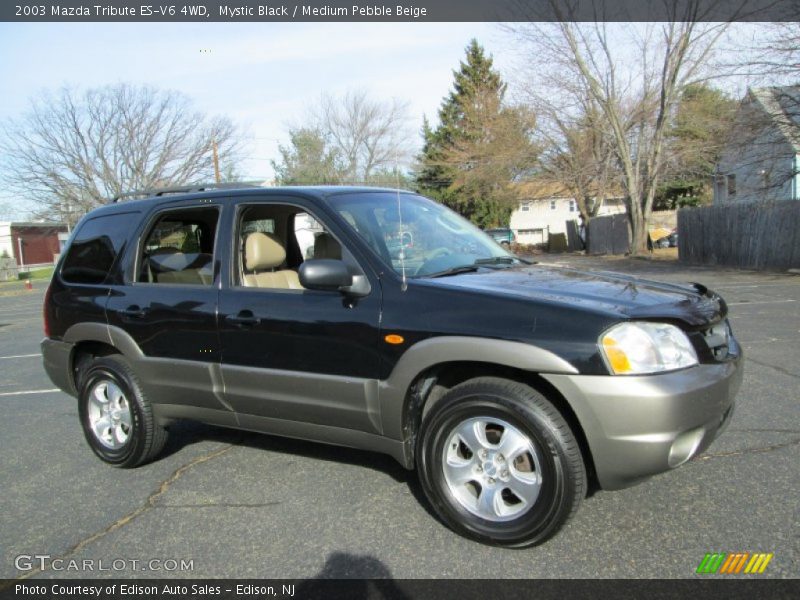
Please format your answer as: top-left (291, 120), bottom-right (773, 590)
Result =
top-left (417, 377), bottom-right (586, 547)
top-left (78, 355), bottom-right (168, 468)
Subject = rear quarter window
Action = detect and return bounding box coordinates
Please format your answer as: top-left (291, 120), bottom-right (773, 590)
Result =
top-left (61, 212), bottom-right (138, 284)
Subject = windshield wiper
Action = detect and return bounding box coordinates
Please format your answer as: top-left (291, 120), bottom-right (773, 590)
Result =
top-left (474, 256), bottom-right (516, 265)
top-left (423, 265), bottom-right (481, 278)
top-left (474, 256), bottom-right (536, 266)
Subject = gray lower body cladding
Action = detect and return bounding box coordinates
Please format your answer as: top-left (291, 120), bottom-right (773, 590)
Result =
top-left (42, 335), bottom-right (744, 489)
top-left (542, 355), bottom-right (743, 490)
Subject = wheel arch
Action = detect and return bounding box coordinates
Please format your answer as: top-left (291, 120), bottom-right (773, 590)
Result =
top-left (379, 337), bottom-right (597, 491)
top-left (64, 323), bottom-right (145, 393)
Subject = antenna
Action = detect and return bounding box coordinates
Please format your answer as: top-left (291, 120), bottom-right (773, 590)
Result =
top-left (395, 153), bottom-right (407, 291)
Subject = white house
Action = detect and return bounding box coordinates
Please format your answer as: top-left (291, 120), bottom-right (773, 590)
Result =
top-left (714, 86), bottom-right (800, 204)
top-left (509, 183), bottom-right (625, 245)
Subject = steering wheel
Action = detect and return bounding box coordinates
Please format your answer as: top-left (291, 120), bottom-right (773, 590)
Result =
top-left (414, 247), bottom-right (453, 276)
top-left (424, 247), bottom-right (451, 261)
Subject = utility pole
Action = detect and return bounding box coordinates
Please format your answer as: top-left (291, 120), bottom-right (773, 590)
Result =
top-left (17, 236), bottom-right (24, 268)
top-left (212, 139), bottom-right (221, 184)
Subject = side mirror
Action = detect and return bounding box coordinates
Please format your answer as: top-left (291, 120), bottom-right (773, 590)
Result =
top-left (299, 259), bottom-right (370, 297)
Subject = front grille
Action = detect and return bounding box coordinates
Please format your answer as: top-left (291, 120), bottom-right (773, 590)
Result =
top-left (701, 320), bottom-right (731, 360)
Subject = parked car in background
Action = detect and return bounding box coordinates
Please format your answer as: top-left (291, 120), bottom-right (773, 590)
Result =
top-left (668, 231), bottom-right (679, 247)
top-left (484, 227), bottom-right (514, 246)
top-left (654, 229), bottom-right (678, 249)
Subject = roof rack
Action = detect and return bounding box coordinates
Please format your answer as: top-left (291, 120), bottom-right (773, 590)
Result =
top-left (109, 182), bottom-right (260, 203)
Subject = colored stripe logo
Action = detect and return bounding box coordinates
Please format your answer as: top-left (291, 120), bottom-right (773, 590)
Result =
top-left (696, 552), bottom-right (773, 574)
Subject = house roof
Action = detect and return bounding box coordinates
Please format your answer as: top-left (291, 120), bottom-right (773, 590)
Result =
top-left (513, 180), bottom-right (625, 201)
top-left (749, 86), bottom-right (800, 152)
top-left (515, 181), bottom-right (572, 199)
top-left (0, 221), bottom-right (67, 229)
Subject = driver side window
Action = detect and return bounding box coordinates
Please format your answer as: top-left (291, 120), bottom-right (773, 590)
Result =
top-left (236, 205), bottom-right (347, 291)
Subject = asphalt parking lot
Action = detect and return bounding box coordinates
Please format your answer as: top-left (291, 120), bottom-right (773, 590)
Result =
top-left (0, 256), bottom-right (798, 581)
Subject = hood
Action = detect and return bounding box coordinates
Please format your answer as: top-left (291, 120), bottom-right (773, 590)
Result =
top-left (421, 265), bottom-right (726, 328)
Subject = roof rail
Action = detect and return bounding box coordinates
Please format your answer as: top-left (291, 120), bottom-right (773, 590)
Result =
top-left (108, 182), bottom-right (261, 203)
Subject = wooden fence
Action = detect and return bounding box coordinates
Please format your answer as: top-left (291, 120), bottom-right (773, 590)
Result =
top-left (678, 202), bottom-right (800, 270)
top-left (586, 214), bottom-right (630, 255)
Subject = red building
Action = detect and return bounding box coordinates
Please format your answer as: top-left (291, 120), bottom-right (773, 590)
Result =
top-left (0, 222), bottom-right (68, 267)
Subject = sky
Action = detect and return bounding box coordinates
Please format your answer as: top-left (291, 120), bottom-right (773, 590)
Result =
top-left (0, 20), bottom-right (775, 220)
top-left (0, 21), bottom-right (514, 219)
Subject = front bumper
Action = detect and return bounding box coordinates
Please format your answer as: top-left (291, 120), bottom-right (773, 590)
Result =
top-left (542, 351), bottom-right (743, 490)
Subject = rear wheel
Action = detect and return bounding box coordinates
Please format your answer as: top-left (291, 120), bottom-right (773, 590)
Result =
top-left (78, 355), bottom-right (167, 468)
top-left (417, 377), bottom-right (586, 547)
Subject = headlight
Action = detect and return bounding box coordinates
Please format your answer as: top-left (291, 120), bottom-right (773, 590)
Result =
top-left (600, 322), bottom-right (698, 375)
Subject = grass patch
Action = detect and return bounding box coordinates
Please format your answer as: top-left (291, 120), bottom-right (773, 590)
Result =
top-left (0, 265), bottom-right (54, 287)
top-left (21, 267), bottom-right (55, 279)
top-left (28, 266), bottom-right (55, 279)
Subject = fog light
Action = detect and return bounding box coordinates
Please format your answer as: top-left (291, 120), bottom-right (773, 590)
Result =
top-left (668, 427), bottom-right (705, 468)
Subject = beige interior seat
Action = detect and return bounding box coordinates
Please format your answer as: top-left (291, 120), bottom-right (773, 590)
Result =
top-left (243, 232), bottom-right (303, 289)
top-left (313, 232), bottom-right (342, 260)
top-left (147, 248), bottom-right (212, 285)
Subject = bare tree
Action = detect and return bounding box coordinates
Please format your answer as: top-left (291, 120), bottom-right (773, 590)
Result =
top-left (0, 84), bottom-right (243, 225)
top-left (312, 90), bottom-right (412, 183)
top-left (511, 10), bottom-right (728, 253)
top-left (727, 22), bottom-right (800, 83)
top-left (535, 100), bottom-right (618, 224)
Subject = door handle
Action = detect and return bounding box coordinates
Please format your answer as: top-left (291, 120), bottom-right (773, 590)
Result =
top-left (120, 306), bottom-right (148, 318)
top-left (225, 312), bottom-right (260, 327)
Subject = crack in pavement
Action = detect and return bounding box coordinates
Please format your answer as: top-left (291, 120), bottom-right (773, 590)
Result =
top-left (158, 502), bottom-right (283, 509)
top-left (4, 444), bottom-right (235, 584)
top-left (745, 357), bottom-right (800, 380)
top-left (692, 438), bottom-right (800, 462)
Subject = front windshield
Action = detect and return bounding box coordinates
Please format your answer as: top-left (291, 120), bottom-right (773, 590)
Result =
top-left (328, 191), bottom-right (518, 277)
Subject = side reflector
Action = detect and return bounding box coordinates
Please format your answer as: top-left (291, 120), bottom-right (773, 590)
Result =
top-left (602, 337), bottom-right (631, 374)
top-left (384, 334), bottom-right (404, 345)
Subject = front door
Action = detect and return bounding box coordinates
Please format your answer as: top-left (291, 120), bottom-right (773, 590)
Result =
top-left (217, 198), bottom-right (383, 434)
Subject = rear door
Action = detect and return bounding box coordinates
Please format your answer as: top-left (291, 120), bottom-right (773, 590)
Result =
top-left (105, 201), bottom-right (230, 417)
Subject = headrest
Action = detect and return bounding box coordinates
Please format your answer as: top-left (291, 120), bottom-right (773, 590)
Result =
top-left (313, 232), bottom-right (342, 260)
top-left (245, 232), bottom-right (286, 271)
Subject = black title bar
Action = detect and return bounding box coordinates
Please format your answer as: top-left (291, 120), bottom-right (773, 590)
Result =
top-left (2, 579), bottom-right (800, 600)
top-left (2, 0), bottom-right (800, 22)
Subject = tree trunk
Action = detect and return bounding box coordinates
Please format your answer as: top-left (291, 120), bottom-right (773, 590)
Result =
top-left (627, 197), bottom-right (649, 255)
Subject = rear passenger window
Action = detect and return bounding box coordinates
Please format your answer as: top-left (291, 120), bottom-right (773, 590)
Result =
top-left (61, 212), bottom-right (138, 284)
top-left (138, 207), bottom-right (219, 285)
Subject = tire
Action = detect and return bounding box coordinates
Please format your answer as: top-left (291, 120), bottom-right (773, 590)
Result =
top-left (78, 355), bottom-right (168, 468)
top-left (417, 377), bottom-right (586, 547)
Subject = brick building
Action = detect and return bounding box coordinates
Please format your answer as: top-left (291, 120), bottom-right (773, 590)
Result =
top-left (0, 222), bottom-right (68, 267)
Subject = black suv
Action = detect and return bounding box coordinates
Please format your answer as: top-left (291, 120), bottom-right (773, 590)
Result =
top-left (42, 186), bottom-right (742, 547)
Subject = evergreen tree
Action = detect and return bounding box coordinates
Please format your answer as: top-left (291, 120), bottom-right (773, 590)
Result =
top-left (416, 40), bottom-right (537, 228)
top-left (656, 84), bottom-right (737, 209)
top-left (271, 128), bottom-right (344, 185)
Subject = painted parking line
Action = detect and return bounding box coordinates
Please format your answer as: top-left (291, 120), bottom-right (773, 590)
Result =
top-left (727, 299), bottom-right (797, 306)
top-left (0, 388), bottom-right (59, 397)
top-left (0, 353), bottom-right (42, 359)
top-left (712, 282), bottom-right (800, 288)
